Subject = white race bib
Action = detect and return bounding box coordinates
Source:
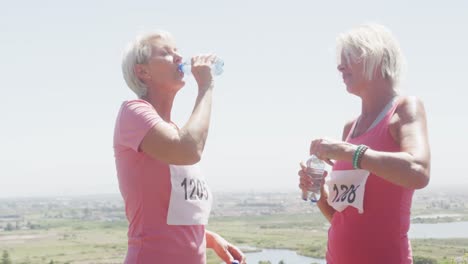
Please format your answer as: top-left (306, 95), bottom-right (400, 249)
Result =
top-left (167, 164), bottom-right (213, 225)
top-left (324, 169), bottom-right (370, 214)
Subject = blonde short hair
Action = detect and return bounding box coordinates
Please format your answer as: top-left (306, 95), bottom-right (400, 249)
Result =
top-left (121, 30), bottom-right (173, 97)
top-left (337, 24), bottom-right (405, 84)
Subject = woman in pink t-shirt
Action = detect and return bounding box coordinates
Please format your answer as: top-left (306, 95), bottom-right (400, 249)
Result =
top-left (115, 30), bottom-right (245, 264)
top-left (299, 24), bottom-right (431, 264)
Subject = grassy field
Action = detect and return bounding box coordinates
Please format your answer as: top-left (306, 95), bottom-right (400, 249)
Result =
top-left (1, 220), bottom-right (127, 264)
top-left (1, 214), bottom-right (468, 264)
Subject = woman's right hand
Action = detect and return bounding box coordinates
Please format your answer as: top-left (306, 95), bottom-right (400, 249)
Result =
top-left (191, 54), bottom-right (217, 91)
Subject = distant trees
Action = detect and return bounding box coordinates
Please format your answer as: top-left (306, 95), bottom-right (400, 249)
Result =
top-left (4, 223), bottom-right (14, 231)
top-left (83, 208), bottom-right (91, 218)
top-left (26, 221), bottom-right (41, 230)
top-left (413, 256), bottom-right (438, 264)
top-left (1, 250), bottom-right (12, 264)
top-left (257, 261), bottom-right (286, 264)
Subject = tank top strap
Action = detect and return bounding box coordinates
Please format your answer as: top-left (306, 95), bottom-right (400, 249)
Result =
top-left (368, 96), bottom-right (399, 131)
top-left (381, 96), bottom-right (402, 124)
top-left (346, 118), bottom-right (359, 141)
top-left (346, 96), bottom-right (402, 141)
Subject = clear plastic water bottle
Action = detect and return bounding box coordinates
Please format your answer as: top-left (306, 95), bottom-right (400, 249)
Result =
top-left (178, 58), bottom-right (224, 76)
top-left (302, 155), bottom-right (325, 203)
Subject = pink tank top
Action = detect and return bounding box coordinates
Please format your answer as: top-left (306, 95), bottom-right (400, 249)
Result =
top-left (326, 99), bottom-right (414, 264)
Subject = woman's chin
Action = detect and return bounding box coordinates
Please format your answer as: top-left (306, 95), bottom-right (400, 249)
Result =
top-left (174, 80), bottom-right (185, 92)
top-left (346, 85), bottom-right (359, 95)
top-left (173, 78), bottom-right (185, 87)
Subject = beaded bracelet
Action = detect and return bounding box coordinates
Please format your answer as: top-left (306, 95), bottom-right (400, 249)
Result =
top-left (352, 145), bottom-right (362, 169)
top-left (352, 144), bottom-right (368, 169)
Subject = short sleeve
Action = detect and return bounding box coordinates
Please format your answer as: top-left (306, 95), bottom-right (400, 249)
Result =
top-left (115, 100), bottom-right (162, 152)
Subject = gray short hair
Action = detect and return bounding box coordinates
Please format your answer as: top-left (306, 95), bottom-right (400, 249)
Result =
top-left (337, 24), bottom-right (405, 84)
top-left (121, 30), bottom-right (173, 97)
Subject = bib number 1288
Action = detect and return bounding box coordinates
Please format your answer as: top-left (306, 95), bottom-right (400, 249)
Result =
top-left (331, 184), bottom-right (360, 203)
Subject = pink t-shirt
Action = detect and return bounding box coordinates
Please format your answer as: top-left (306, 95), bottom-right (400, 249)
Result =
top-left (326, 99), bottom-right (414, 264)
top-left (113, 99), bottom-right (212, 264)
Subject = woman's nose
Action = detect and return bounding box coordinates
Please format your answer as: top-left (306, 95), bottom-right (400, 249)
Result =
top-left (174, 52), bottom-right (183, 64)
top-left (337, 63), bottom-right (346, 72)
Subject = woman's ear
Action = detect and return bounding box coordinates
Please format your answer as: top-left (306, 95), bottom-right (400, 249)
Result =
top-left (134, 64), bottom-right (150, 83)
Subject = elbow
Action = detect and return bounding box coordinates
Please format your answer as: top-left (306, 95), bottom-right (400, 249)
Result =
top-left (189, 150), bottom-right (202, 164)
top-left (412, 165), bottom-right (431, 190)
top-left (183, 146), bottom-right (202, 165)
top-left (177, 134), bottom-right (203, 165)
top-left (179, 131), bottom-right (205, 165)
top-left (187, 139), bottom-right (204, 164)
top-left (413, 175), bottom-right (430, 189)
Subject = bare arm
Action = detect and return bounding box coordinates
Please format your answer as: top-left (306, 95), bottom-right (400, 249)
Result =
top-left (317, 120), bottom-right (353, 222)
top-left (206, 230), bottom-right (246, 264)
top-left (311, 96), bottom-right (431, 189)
top-left (359, 96), bottom-right (431, 189)
top-left (140, 55), bottom-right (216, 165)
top-left (316, 179), bottom-right (335, 223)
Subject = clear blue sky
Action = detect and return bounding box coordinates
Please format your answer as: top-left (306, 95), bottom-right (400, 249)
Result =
top-left (1, 0), bottom-right (467, 198)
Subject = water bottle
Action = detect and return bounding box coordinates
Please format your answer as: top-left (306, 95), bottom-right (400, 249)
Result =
top-left (178, 58), bottom-right (224, 76)
top-left (302, 155), bottom-right (325, 203)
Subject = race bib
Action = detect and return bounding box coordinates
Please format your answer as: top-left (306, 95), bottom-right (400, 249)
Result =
top-left (167, 164), bottom-right (212, 225)
top-left (324, 169), bottom-right (370, 214)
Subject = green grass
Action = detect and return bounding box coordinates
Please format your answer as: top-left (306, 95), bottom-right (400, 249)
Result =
top-left (207, 214), bottom-right (328, 258)
top-left (1, 219), bottom-right (127, 264)
top-left (412, 239), bottom-right (468, 264)
top-left (1, 215), bottom-right (468, 264)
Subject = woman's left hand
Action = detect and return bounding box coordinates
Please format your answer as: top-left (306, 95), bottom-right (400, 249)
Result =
top-left (208, 231), bottom-right (246, 264)
top-left (310, 138), bottom-right (354, 165)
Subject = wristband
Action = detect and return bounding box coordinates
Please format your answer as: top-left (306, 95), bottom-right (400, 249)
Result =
top-left (353, 144), bottom-right (368, 169)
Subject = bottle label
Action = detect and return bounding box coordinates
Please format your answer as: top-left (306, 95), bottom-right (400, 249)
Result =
top-left (324, 169), bottom-right (370, 214)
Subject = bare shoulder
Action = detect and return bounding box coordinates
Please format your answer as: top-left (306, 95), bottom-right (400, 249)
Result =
top-left (342, 119), bottom-right (355, 141)
top-left (396, 96), bottom-right (426, 118)
top-left (390, 96), bottom-right (427, 140)
top-left (393, 96), bottom-right (427, 123)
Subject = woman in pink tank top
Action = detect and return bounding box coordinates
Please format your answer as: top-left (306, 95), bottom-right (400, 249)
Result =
top-left (116, 30), bottom-right (245, 264)
top-left (299, 24), bottom-right (431, 264)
